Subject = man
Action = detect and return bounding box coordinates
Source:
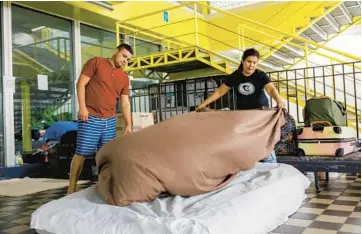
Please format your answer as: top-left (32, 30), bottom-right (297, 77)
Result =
top-left (196, 48), bottom-right (284, 163)
top-left (67, 43), bottom-right (133, 194)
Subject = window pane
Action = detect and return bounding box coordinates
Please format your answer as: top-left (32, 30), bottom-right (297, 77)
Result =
top-left (12, 5), bottom-right (74, 153)
top-left (80, 24), bottom-right (116, 66)
top-left (129, 37), bottom-right (161, 56)
top-left (0, 2), bottom-right (4, 165)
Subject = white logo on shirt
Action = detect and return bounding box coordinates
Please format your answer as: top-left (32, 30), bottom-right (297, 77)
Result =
top-left (238, 82), bottom-right (255, 95)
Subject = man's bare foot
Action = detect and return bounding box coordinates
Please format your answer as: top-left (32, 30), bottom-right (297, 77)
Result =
top-left (67, 186), bottom-right (76, 195)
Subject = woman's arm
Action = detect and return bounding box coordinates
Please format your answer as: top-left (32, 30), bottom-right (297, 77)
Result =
top-left (196, 84), bottom-right (231, 111)
top-left (264, 83), bottom-right (284, 109)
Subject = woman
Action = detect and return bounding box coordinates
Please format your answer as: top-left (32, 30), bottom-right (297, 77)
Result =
top-left (196, 48), bottom-right (284, 163)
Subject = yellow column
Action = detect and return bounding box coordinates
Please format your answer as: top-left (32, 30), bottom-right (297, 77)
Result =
top-left (21, 81), bottom-right (32, 153)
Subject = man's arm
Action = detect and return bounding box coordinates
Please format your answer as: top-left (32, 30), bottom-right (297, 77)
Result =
top-left (120, 94), bottom-right (132, 134)
top-left (264, 83), bottom-right (284, 109)
top-left (77, 75), bottom-right (91, 121)
top-left (196, 84), bottom-right (231, 111)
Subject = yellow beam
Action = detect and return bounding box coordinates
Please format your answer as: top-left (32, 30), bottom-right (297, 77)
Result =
top-left (258, 1), bottom-right (343, 63)
top-left (286, 16), bottom-right (362, 70)
top-left (197, 1), bottom-right (359, 61)
top-left (117, 2), bottom-right (193, 24)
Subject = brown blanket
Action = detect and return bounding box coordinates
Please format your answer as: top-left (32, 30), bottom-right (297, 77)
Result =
top-left (95, 109), bottom-right (285, 206)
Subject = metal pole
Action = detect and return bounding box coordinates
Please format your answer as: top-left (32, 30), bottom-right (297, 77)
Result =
top-left (116, 23), bottom-right (120, 46)
top-left (342, 64), bottom-right (347, 126)
top-left (352, 63), bottom-right (359, 139)
top-left (133, 33), bottom-right (137, 56)
top-left (238, 25), bottom-right (241, 60)
top-left (194, 3), bottom-right (199, 46)
top-left (305, 42), bottom-right (310, 94)
top-left (332, 63), bottom-right (336, 99)
top-left (241, 27), bottom-right (245, 51)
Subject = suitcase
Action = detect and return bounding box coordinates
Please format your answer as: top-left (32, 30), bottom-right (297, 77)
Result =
top-left (296, 124), bottom-right (357, 157)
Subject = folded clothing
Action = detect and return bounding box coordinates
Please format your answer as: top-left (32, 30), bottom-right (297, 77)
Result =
top-left (96, 109), bottom-right (286, 206)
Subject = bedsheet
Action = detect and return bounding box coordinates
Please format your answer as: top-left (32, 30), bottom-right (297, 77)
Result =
top-left (31, 163), bottom-right (310, 234)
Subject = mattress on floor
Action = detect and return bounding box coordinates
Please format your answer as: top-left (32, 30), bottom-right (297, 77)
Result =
top-left (31, 163), bottom-right (310, 234)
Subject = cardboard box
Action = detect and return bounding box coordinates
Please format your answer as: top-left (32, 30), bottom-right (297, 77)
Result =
top-left (116, 112), bottom-right (154, 136)
top-left (132, 112), bottom-right (154, 132)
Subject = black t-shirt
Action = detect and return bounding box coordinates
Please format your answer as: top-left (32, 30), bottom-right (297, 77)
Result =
top-left (224, 69), bottom-right (271, 110)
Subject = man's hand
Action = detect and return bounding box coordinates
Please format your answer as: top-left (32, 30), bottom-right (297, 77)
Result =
top-left (277, 99), bottom-right (285, 109)
top-left (195, 104), bottom-right (206, 112)
top-left (78, 108), bottom-right (89, 122)
top-left (124, 125), bottom-right (132, 135)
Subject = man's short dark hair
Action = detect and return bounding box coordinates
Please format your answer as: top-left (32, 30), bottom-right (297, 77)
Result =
top-left (117, 43), bottom-right (133, 55)
top-left (242, 48), bottom-right (259, 61)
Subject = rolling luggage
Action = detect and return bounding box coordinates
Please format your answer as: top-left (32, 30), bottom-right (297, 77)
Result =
top-left (296, 123), bottom-right (357, 157)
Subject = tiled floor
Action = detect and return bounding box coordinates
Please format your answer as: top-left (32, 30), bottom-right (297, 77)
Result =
top-left (272, 173), bottom-right (361, 234)
top-left (0, 174), bottom-right (360, 234)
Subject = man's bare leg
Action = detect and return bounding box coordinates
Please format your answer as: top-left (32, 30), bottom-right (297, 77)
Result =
top-left (67, 154), bottom-right (85, 195)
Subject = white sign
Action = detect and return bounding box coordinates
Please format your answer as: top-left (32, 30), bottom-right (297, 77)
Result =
top-left (37, 74), bottom-right (48, 91)
top-left (132, 112), bottom-right (154, 131)
top-left (3, 76), bottom-right (15, 93)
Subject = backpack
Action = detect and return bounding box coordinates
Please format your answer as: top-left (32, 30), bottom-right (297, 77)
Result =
top-left (47, 130), bottom-right (96, 180)
top-left (304, 96), bottom-right (347, 126)
top-left (274, 109), bottom-right (298, 156)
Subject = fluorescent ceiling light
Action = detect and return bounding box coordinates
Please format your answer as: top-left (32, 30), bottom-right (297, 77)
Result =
top-left (87, 1), bottom-right (114, 11)
top-left (31, 26), bottom-right (46, 32)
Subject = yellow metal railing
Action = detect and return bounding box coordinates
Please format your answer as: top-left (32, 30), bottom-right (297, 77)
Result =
top-left (115, 1), bottom-right (361, 130)
top-left (116, 1), bottom-right (360, 68)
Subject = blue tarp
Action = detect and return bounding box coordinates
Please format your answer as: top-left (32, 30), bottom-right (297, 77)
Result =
top-left (43, 121), bottom-right (78, 142)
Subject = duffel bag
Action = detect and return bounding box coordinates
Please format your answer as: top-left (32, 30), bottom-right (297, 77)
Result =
top-left (304, 96), bottom-right (347, 127)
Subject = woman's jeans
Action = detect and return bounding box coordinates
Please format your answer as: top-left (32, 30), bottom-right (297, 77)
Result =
top-left (260, 151), bottom-right (277, 163)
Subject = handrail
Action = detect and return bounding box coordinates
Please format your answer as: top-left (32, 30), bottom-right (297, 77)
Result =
top-left (117, 24), bottom-right (187, 48)
top-left (14, 36), bottom-right (69, 49)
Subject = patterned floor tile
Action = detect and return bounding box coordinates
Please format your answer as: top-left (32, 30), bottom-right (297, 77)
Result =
top-left (309, 198), bottom-right (335, 205)
top-left (333, 200), bottom-right (360, 206)
top-left (319, 191), bottom-right (343, 196)
top-left (337, 197), bottom-right (361, 202)
top-left (327, 205), bottom-right (356, 212)
top-left (339, 224), bottom-right (361, 233)
top-left (316, 215), bottom-right (348, 224)
top-left (272, 224), bottom-right (306, 234)
top-left (302, 228), bottom-right (338, 234)
top-left (285, 218), bottom-right (313, 227)
top-left (308, 221), bottom-right (344, 231)
top-left (0, 224), bottom-right (30, 234)
top-left (350, 212), bottom-right (361, 218)
top-left (298, 207), bottom-right (325, 215)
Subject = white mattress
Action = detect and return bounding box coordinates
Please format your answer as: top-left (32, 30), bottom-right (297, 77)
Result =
top-left (31, 163), bottom-right (310, 234)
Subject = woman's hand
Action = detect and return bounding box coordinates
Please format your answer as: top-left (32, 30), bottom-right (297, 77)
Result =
top-left (277, 98), bottom-right (285, 109)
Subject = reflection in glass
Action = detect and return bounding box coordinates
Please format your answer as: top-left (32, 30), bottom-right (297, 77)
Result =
top-left (12, 5), bottom-right (74, 153)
